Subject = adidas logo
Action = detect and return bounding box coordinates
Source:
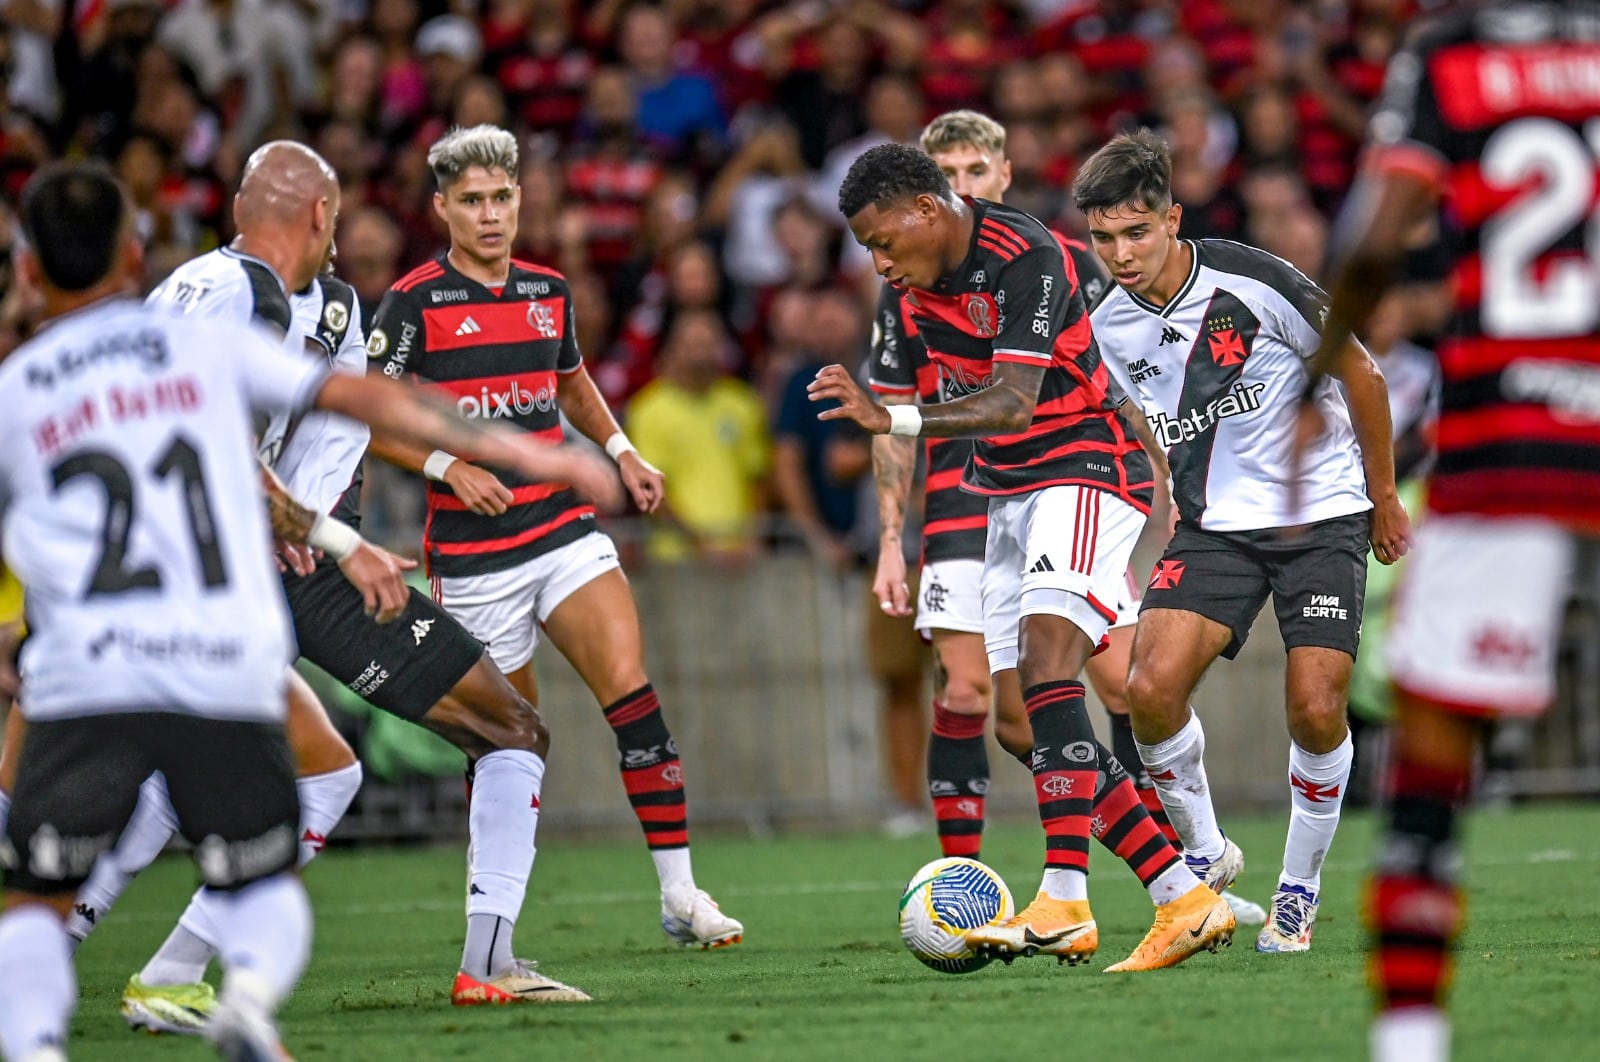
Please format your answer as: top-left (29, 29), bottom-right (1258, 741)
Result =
top-left (1159, 326), bottom-right (1184, 345)
top-left (454, 316), bottom-right (482, 337)
top-left (1027, 555), bottom-right (1055, 574)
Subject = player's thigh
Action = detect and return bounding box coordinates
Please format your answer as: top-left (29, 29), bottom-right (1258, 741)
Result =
top-left (285, 565), bottom-right (481, 723)
top-left (980, 497), bottom-right (1026, 674)
top-left (4, 715), bottom-right (156, 896)
top-left (284, 668), bottom-right (356, 775)
top-left (157, 717), bottom-right (299, 890)
top-left (1085, 622), bottom-right (1134, 715)
top-left (434, 557), bottom-right (544, 678)
top-left (1267, 512), bottom-right (1369, 659)
top-left (1387, 514), bottom-right (1576, 717)
top-left (1138, 522), bottom-right (1272, 662)
top-left (991, 667), bottom-right (1031, 756)
top-left (1, 707), bottom-right (26, 793)
top-left (1126, 607), bottom-right (1234, 710)
top-left (541, 541), bottom-right (647, 705)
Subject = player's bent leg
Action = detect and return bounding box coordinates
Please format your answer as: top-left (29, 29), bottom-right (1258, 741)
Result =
top-left (928, 630), bottom-right (990, 858)
top-left (543, 568), bottom-right (742, 950)
top-left (990, 667), bottom-right (1031, 762)
top-left (1369, 691), bottom-right (1477, 1062)
top-left (1259, 645), bottom-right (1356, 954)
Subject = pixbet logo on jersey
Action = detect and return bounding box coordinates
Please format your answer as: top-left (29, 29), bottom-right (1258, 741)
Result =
top-left (456, 379), bottom-right (558, 419)
top-left (1148, 381), bottom-right (1267, 446)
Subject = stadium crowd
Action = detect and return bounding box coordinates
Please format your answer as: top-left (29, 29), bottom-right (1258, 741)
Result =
top-left (0, 0), bottom-right (1447, 562)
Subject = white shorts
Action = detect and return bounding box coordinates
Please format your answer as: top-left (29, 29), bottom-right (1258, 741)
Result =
top-left (433, 531), bottom-right (622, 674)
top-left (915, 558), bottom-right (985, 637)
top-left (981, 486), bottom-right (1147, 674)
top-left (1387, 514), bottom-right (1576, 717)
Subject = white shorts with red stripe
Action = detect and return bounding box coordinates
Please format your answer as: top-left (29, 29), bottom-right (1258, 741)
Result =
top-left (432, 530), bottom-right (621, 674)
top-left (1387, 514), bottom-right (1576, 718)
top-left (981, 485), bottom-right (1147, 674)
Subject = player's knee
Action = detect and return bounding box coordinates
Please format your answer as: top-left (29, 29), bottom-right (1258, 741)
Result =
top-left (940, 672), bottom-right (991, 716)
top-left (485, 695), bottom-right (550, 757)
top-left (1287, 694), bottom-right (1347, 748)
top-left (1124, 665), bottom-right (1169, 716)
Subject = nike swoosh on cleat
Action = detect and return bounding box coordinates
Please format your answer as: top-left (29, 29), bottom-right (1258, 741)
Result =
top-left (1188, 912), bottom-right (1214, 939)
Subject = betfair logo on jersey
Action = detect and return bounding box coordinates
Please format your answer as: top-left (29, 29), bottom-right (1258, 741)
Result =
top-left (456, 379), bottom-right (558, 419)
top-left (1147, 381), bottom-right (1267, 446)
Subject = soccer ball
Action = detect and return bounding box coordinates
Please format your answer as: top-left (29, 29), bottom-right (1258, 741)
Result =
top-left (897, 857), bottom-right (1014, 974)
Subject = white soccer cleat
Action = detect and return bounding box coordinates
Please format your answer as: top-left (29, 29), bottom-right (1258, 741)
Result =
top-left (120, 975), bottom-right (216, 1035)
top-left (1256, 883), bottom-right (1319, 952)
top-left (451, 959), bottom-right (591, 1004)
top-left (1221, 889), bottom-right (1267, 927)
top-left (205, 973), bottom-right (291, 1061)
top-left (661, 884), bottom-right (744, 949)
top-left (1183, 837), bottom-right (1245, 892)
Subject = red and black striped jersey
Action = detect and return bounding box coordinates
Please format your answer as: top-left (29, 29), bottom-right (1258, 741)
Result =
top-left (869, 231), bottom-right (1118, 562)
top-left (869, 198), bottom-right (1152, 513)
top-left (1365, 2), bottom-right (1600, 525)
top-left (368, 255), bottom-right (595, 577)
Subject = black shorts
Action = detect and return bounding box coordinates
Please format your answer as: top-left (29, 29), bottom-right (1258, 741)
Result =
top-left (1140, 513), bottom-right (1370, 660)
top-left (282, 563), bottom-right (483, 723)
top-left (3, 713), bottom-right (298, 895)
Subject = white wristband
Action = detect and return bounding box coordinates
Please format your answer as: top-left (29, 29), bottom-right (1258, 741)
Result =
top-left (604, 431), bottom-right (637, 462)
top-left (886, 404), bottom-right (923, 437)
top-left (423, 450), bottom-right (458, 482)
top-left (308, 512), bottom-right (362, 562)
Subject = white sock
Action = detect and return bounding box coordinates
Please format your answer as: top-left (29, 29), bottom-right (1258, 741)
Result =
top-left (1136, 711), bottom-right (1226, 860)
top-left (466, 750), bottom-right (545, 922)
top-left (1039, 867), bottom-right (1089, 902)
top-left (213, 874), bottom-right (311, 1012)
top-left (144, 763), bottom-right (364, 985)
top-left (67, 772), bottom-right (178, 942)
top-left (1281, 732), bottom-right (1354, 892)
top-left (0, 906), bottom-right (76, 1060)
top-left (1372, 1008), bottom-right (1449, 1062)
top-left (1147, 862), bottom-right (1202, 906)
top-left (652, 848), bottom-right (693, 893)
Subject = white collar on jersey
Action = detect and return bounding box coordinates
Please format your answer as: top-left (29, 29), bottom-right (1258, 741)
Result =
top-left (1125, 239), bottom-right (1201, 319)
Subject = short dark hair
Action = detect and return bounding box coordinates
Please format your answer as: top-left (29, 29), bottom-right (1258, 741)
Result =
top-left (837, 143), bottom-right (952, 220)
top-left (1071, 128), bottom-right (1173, 216)
top-left (20, 163), bottom-right (130, 292)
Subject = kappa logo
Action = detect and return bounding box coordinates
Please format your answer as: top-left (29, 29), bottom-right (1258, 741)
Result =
top-left (454, 316), bottom-right (482, 337)
top-left (1039, 775), bottom-right (1076, 797)
top-left (965, 293), bottom-right (998, 337)
top-left (1149, 559), bottom-right (1186, 590)
top-left (411, 618), bottom-right (434, 645)
top-left (1027, 555), bottom-right (1055, 574)
top-left (1159, 326), bottom-right (1184, 345)
top-left (528, 299), bottom-right (560, 338)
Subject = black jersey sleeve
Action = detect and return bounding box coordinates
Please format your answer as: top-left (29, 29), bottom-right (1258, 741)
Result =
top-left (366, 287), bottom-right (426, 380)
top-left (992, 246), bottom-right (1075, 365)
top-left (868, 285), bottom-right (920, 394)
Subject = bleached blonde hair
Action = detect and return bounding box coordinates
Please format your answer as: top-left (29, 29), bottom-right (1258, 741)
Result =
top-left (427, 125), bottom-right (519, 192)
top-left (919, 110), bottom-right (1007, 158)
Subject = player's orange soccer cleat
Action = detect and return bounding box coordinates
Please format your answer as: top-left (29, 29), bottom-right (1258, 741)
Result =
top-left (1104, 884), bottom-right (1235, 972)
top-left (964, 892), bottom-right (1098, 965)
top-left (451, 960), bottom-right (591, 1005)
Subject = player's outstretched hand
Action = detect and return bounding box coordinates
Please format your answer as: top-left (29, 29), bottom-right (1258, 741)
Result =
top-left (618, 450), bottom-right (665, 514)
top-left (808, 364), bottom-right (891, 433)
top-left (444, 461), bottom-right (515, 516)
top-left (873, 541), bottom-right (913, 617)
top-left (338, 541), bottom-right (417, 624)
top-left (1369, 491), bottom-right (1412, 566)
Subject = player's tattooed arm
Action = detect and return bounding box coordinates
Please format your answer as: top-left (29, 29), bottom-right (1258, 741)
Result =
top-left (871, 394), bottom-right (918, 616)
top-left (809, 360), bottom-right (1043, 437)
top-left (261, 462), bottom-right (316, 543)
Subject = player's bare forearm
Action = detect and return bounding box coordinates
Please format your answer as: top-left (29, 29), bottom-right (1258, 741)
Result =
top-left (872, 394), bottom-right (918, 543)
top-left (260, 462), bottom-right (317, 543)
top-left (1333, 341), bottom-right (1400, 500)
top-left (809, 361), bottom-right (1042, 438)
top-left (555, 363), bottom-right (621, 446)
top-left (365, 432), bottom-right (431, 475)
top-left (1119, 400), bottom-right (1169, 480)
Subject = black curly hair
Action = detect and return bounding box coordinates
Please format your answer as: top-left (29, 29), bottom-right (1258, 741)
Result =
top-left (837, 143), bottom-right (952, 220)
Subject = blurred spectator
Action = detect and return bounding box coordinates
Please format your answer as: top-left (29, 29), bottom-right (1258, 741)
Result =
top-left (325, 36), bottom-right (385, 130)
top-left (494, 0), bottom-right (594, 142)
top-left (813, 73), bottom-right (925, 238)
top-left (368, 0), bottom-right (428, 134)
top-left (920, 0), bottom-right (1027, 117)
top-left (338, 207), bottom-right (406, 326)
top-left (771, 286), bottom-right (871, 571)
top-left (614, 238), bottom-right (730, 403)
top-left (616, 2), bottom-right (727, 163)
top-left (704, 116), bottom-right (810, 289)
top-left (54, 0), bottom-right (164, 157)
top-left (513, 153), bottom-right (588, 277)
top-left (566, 65), bottom-right (665, 279)
top-left (627, 308), bottom-right (771, 564)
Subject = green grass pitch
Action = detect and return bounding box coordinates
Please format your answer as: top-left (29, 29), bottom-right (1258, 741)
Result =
top-left (62, 805), bottom-right (1600, 1060)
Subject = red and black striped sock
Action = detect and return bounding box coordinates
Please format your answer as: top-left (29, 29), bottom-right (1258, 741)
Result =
top-left (1024, 680), bottom-right (1096, 879)
top-left (1090, 742), bottom-right (1182, 887)
top-left (604, 684), bottom-right (688, 850)
top-left (928, 703), bottom-right (988, 859)
top-left (1109, 711), bottom-right (1180, 847)
top-left (1370, 757), bottom-right (1468, 1014)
